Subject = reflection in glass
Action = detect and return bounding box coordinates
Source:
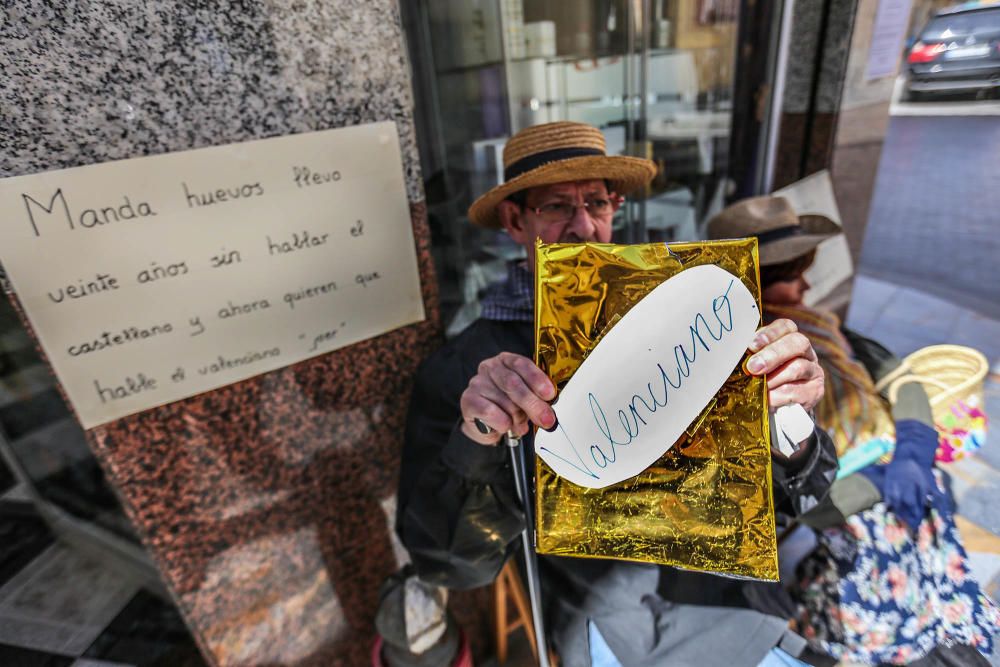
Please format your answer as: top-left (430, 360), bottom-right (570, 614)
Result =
top-left (0, 294), bottom-right (136, 541)
top-left (401, 0), bottom-right (742, 335)
top-left (197, 528), bottom-right (347, 664)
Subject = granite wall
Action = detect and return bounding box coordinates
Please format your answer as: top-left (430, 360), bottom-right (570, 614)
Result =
top-left (772, 0), bottom-right (858, 191)
top-left (1, 2), bottom-right (452, 664)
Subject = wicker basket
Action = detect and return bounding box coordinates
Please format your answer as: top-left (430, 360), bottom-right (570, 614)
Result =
top-left (876, 344), bottom-right (990, 462)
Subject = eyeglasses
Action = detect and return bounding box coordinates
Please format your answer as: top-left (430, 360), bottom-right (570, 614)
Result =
top-left (525, 196), bottom-right (621, 224)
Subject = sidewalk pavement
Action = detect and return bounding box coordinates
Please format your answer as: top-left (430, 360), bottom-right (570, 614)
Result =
top-left (846, 272), bottom-right (1000, 665)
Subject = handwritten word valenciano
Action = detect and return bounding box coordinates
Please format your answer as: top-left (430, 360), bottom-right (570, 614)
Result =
top-left (539, 279), bottom-right (738, 481)
top-left (198, 347), bottom-right (281, 376)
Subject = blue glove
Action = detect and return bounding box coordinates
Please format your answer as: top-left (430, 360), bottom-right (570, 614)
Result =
top-left (859, 419), bottom-right (939, 532)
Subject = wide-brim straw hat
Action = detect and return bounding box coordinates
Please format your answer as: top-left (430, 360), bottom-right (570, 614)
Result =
top-left (706, 195), bottom-right (841, 266)
top-left (468, 121), bottom-right (657, 229)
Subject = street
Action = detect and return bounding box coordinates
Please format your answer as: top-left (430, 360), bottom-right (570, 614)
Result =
top-left (858, 111), bottom-right (1000, 319)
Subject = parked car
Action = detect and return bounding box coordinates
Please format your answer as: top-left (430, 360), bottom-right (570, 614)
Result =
top-left (904, 3), bottom-right (1000, 100)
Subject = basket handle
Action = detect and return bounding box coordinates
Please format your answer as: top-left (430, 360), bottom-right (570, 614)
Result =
top-left (874, 362), bottom-right (910, 394)
top-left (884, 373), bottom-right (953, 407)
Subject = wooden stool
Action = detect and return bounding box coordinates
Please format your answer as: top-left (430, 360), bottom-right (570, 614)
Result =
top-left (493, 560), bottom-right (558, 665)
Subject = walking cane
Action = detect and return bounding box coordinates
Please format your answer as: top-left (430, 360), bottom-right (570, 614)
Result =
top-left (506, 430), bottom-right (551, 667)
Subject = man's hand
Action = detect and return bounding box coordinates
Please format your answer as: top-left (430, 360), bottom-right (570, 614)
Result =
top-left (460, 352), bottom-right (557, 445)
top-left (746, 318), bottom-right (824, 411)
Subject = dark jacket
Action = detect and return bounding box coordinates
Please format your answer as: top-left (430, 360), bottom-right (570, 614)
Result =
top-left (397, 318), bottom-right (838, 667)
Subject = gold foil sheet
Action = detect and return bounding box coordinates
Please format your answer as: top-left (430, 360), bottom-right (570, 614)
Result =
top-left (533, 239), bottom-right (778, 580)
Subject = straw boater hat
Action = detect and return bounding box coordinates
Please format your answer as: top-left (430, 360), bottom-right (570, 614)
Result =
top-left (468, 121), bottom-right (657, 229)
top-left (706, 195), bottom-right (841, 266)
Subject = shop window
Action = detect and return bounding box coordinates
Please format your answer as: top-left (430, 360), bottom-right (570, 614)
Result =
top-left (401, 0), bottom-right (742, 334)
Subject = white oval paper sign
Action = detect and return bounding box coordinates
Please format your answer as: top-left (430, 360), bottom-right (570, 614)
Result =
top-left (535, 264), bottom-right (760, 489)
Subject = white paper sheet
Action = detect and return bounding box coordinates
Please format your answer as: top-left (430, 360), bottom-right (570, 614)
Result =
top-left (0, 122), bottom-right (425, 428)
top-left (773, 404), bottom-right (815, 457)
top-left (534, 264), bottom-right (760, 489)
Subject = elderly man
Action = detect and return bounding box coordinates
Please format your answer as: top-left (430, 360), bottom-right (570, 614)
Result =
top-left (397, 122), bottom-right (836, 667)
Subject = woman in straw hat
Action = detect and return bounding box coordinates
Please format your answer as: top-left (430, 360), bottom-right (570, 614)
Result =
top-left (398, 123), bottom-right (838, 667)
top-left (708, 196), bottom-right (1000, 666)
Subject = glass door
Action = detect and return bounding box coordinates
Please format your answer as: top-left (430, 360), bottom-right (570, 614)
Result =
top-left (401, 0), bottom-right (744, 335)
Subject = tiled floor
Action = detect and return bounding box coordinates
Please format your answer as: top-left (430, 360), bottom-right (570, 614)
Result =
top-left (0, 543), bottom-right (142, 656)
top-left (0, 490), bottom-right (205, 667)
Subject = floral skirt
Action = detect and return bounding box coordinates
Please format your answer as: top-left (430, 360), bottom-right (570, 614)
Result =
top-left (796, 474), bottom-right (1000, 665)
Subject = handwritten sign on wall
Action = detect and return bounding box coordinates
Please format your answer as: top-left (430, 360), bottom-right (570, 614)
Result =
top-left (0, 122), bottom-right (425, 428)
top-left (534, 265), bottom-right (759, 488)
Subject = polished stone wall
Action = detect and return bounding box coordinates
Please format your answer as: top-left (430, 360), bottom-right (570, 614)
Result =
top-left (773, 0), bottom-right (858, 190)
top-left (1, 2), bottom-right (444, 664)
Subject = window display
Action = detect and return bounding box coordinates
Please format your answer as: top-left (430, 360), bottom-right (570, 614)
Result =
top-left (401, 0), bottom-right (743, 334)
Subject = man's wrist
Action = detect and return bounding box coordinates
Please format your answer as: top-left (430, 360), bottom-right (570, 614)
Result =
top-left (444, 420), bottom-right (510, 481)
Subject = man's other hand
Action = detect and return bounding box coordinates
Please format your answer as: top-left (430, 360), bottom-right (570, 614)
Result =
top-left (745, 318), bottom-right (824, 411)
top-left (460, 352), bottom-right (557, 445)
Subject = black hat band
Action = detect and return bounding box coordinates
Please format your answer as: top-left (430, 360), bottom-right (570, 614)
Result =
top-left (754, 225), bottom-right (802, 245)
top-left (504, 147), bottom-right (605, 182)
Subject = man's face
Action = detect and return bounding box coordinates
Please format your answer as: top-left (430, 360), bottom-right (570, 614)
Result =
top-left (498, 179), bottom-right (620, 270)
top-left (762, 273), bottom-right (811, 306)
